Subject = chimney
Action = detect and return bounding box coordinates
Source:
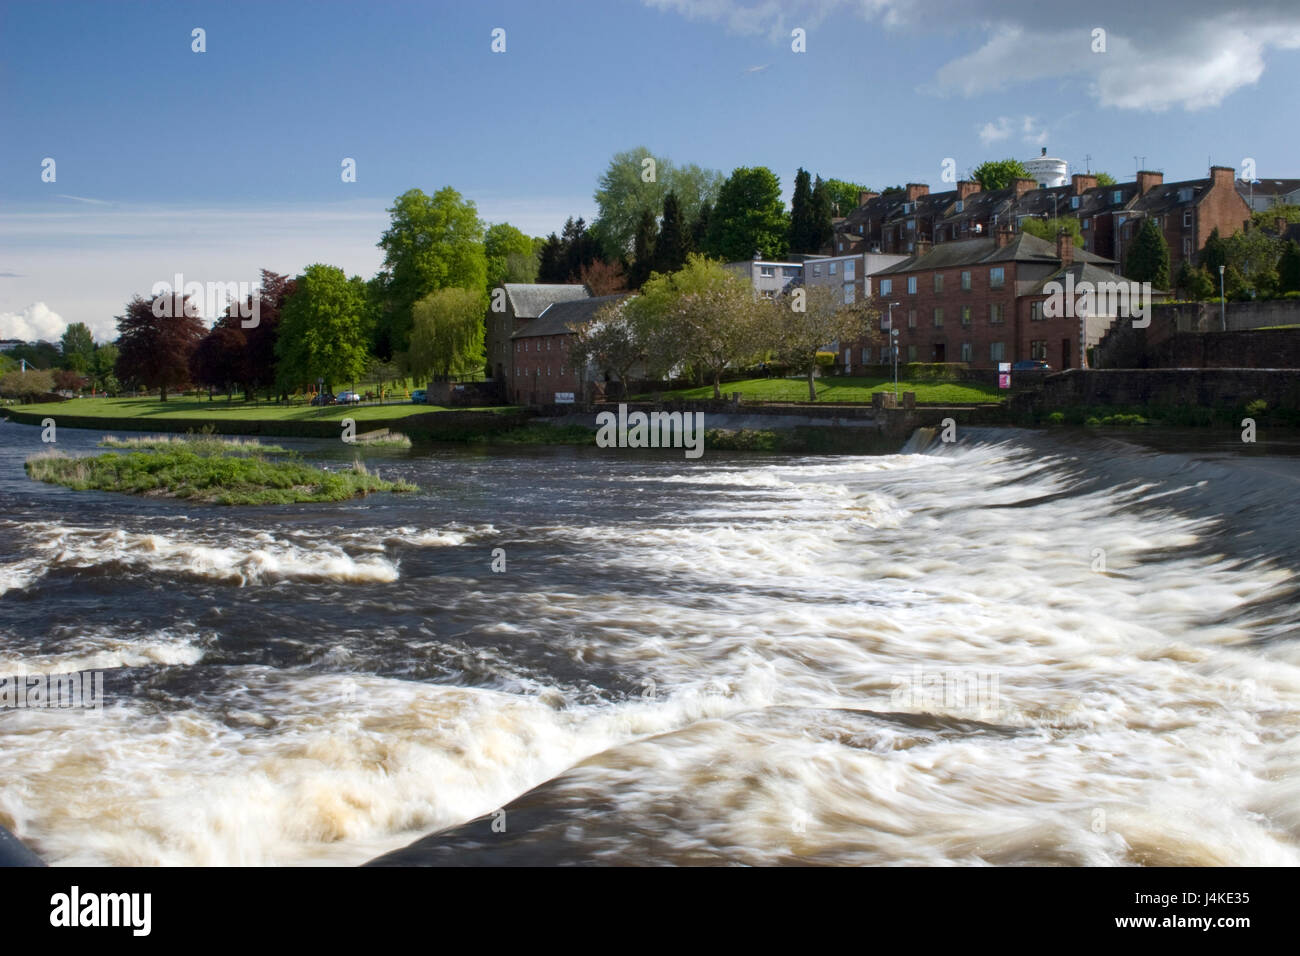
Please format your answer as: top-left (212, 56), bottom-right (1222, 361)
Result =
top-left (1013, 177), bottom-right (1038, 198)
top-left (994, 224), bottom-right (1015, 248)
top-left (1056, 230), bottom-right (1074, 267)
top-left (1136, 170), bottom-right (1164, 195)
top-left (914, 239), bottom-right (932, 257)
top-left (858, 190), bottom-right (878, 207)
top-left (956, 180), bottom-right (981, 201)
top-left (1210, 165), bottom-right (1236, 189)
top-left (905, 183), bottom-right (930, 201)
top-left (1071, 173), bottom-right (1097, 196)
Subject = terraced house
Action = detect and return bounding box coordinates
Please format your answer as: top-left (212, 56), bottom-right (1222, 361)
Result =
top-left (863, 227), bottom-right (1144, 372)
top-left (833, 165), bottom-right (1251, 278)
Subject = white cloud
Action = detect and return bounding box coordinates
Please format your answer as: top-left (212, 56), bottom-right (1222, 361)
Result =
top-left (978, 117), bottom-right (1012, 146)
top-left (977, 115), bottom-right (1047, 147)
top-left (646, 1), bottom-right (1300, 112)
top-left (0, 302), bottom-right (66, 343)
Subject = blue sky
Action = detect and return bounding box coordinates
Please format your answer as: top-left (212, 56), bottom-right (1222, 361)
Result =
top-left (3, 0), bottom-right (1300, 339)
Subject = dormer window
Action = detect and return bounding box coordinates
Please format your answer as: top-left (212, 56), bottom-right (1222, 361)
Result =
top-left (955, 200), bottom-right (964, 213)
top-left (1071, 196), bottom-right (1080, 210)
top-left (1112, 190), bottom-right (1123, 204)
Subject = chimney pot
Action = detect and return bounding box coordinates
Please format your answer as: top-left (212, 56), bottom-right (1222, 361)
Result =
top-left (1056, 230), bottom-right (1075, 267)
top-left (1136, 170), bottom-right (1164, 195)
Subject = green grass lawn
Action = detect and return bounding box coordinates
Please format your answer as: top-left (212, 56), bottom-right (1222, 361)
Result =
top-left (642, 376), bottom-right (1005, 404)
top-left (15, 397), bottom-right (514, 422)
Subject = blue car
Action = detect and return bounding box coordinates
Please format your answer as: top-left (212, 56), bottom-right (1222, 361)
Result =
top-left (1011, 360), bottom-right (1052, 371)
top-left (410, 389), bottom-right (426, 404)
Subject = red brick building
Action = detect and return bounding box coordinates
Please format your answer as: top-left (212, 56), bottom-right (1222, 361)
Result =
top-left (833, 165), bottom-right (1251, 278)
top-left (509, 294), bottom-right (629, 404)
top-left (486, 283), bottom-right (590, 384)
top-left (862, 229), bottom-right (1135, 371)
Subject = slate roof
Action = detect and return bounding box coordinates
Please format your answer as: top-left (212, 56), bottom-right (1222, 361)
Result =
top-left (511, 293), bottom-right (631, 338)
top-left (502, 283), bottom-right (589, 319)
top-left (873, 233), bottom-right (1114, 275)
top-left (1019, 261), bottom-right (1167, 298)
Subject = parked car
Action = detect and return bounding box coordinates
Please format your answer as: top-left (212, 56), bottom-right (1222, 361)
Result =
top-left (309, 392), bottom-right (336, 406)
top-left (336, 391), bottom-right (362, 404)
top-left (410, 389), bottom-right (427, 404)
top-left (1011, 360), bottom-right (1052, 371)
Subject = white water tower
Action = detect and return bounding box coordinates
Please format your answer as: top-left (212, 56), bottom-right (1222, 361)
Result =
top-left (1023, 147), bottom-right (1068, 188)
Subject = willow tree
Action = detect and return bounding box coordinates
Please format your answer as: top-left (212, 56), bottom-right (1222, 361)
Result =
top-left (406, 286), bottom-right (486, 383)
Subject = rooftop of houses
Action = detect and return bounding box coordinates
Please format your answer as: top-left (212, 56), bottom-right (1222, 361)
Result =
top-left (501, 282), bottom-right (590, 319)
top-left (873, 232), bottom-right (1114, 275)
top-left (511, 293), bottom-right (631, 338)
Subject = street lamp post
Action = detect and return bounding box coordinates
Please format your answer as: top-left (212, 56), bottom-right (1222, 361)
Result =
top-left (1219, 264), bottom-right (1226, 331)
top-left (886, 301), bottom-right (901, 402)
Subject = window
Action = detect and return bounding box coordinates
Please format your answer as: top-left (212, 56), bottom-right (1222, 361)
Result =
top-left (1183, 237), bottom-right (1192, 258)
top-left (961, 270), bottom-right (972, 291)
top-left (829, 262), bottom-right (837, 275)
top-left (989, 267), bottom-right (1005, 289)
top-left (907, 345), bottom-right (918, 362)
top-left (1082, 218), bottom-right (1090, 230)
top-left (990, 342), bottom-right (1006, 362)
top-left (960, 342), bottom-right (973, 362)
top-left (1112, 190), bottom-right (1123, 204)
top-left (907, 219), bottom-right (916, 231)
top-left (760, 265), bottom-right (774, 277)
top-left (907, 276), bottom-right (917, 294)
top-left (880, 279), bottom-right (892, 296)
top-left (955, 200), bottom-right (964, 213)
top-left (844, 260), bottom-right (855, 279)
top-left (1031, 340), bottom-right (1048, 360)
top-left (933, 307), bottom-right (944, 328)
top-left (844, 283), bottom-right (855, 304)
top-left (1071, 196), bottom-right (1080, 210)
top-left (934, 273), bottom-right (944, 293)
top-left (908, 309), bottom-right (917, 329)
top-left (990, 302), bottom-right (1005, 324)
top-left (858, 225), bottom-right (864, 234)
top-left (862, 347), bottom-right (871, 364)
top-left (813, 264), bottom-right (821, 276)
top-left (1031, 301), bottom-right (1044, 321)
top-left (961, 305), bottom-right (972, 327)
top-left (1183, 209), bottom-right (1193, 227)
top-left (546, 339), bottom-right (551, 350)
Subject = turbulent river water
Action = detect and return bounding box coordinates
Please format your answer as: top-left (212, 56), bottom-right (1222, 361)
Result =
top-left (1, 418), bottom-right (1298, 866)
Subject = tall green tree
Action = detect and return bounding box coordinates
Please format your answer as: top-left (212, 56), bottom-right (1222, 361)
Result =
top-left (537, 233), bottom-right (566, 283)
top-left (591, 147), bottom-right (723, 257)
top-left (484, 222), bottom-right (539, 288)
top-left (114, 293), bottom-right (205, 400)
top-left (1125, 218), bottom-right (1171, 288)
top-left (810, 175), bottom-right (834, 251)
top-left (89, 342), bottom-right (119, 394)
top-left (59, 322), bottom-right (95, 372)
top-left (1278, 240), bottom-right (1300, 294)
top-left (274, 265), bottom-right (371, 393)
top-left (1094, 172), bottom-right (1117, 187)
top-left (630, 208), bottom-right (657, 288)
top-left (651, 191), bottom-right (690, 275)
top-left (972, 158), bottom-right (1032, 191)
top-left (1200, 227), bottom-right (1229, 275)
top-left (706, 167), bottom-right (788, 261)
top-left (820, 177), bottom-right (873, 217)
top-left (377, 187), bottom-right (486, 358)
top-left (787, 168), bottom-right (816, 254)
top-left (406, 287), bottom-right (487, 383)
top-left (690, 203), bottom-right (712, 253)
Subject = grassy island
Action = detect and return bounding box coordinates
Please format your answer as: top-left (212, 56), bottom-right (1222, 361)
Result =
top-left (26, 441), bottom-right (417, 505)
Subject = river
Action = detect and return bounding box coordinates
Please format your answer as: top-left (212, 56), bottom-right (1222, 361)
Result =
top-left (1, 418), bottom-right (1298, 865)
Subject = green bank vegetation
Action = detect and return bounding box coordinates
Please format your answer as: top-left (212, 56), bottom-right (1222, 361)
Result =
top-left (26, 447), bottom-right (416, 505)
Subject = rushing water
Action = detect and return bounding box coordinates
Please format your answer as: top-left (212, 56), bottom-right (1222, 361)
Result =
top-left (1, 418), bottom-right (1298, 866)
